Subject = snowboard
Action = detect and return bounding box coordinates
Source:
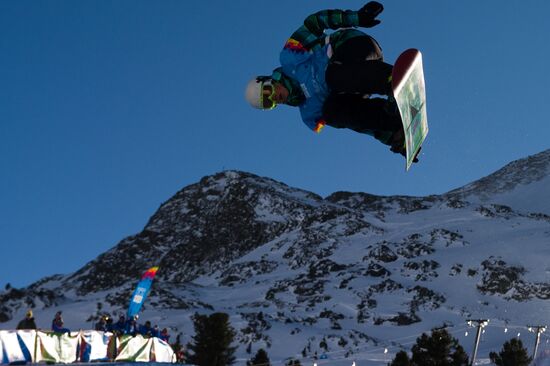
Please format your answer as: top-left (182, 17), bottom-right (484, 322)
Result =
top-left (391, 48), bottom-right (429, 171)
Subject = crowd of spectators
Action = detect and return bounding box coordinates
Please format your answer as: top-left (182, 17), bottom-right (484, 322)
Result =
top-left (94, 314), bottom-right (171, 342)
top-left (15, 310), bottom-right (171, 343)
top-left (15, 309), bottom-right (184, 363)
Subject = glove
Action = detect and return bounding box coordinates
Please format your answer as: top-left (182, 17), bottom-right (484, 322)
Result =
top-left (358, 1), bottom-right (384, 28)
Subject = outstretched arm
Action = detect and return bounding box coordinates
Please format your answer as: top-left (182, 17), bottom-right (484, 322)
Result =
top-left (290, 2), bottom-right (384, 50)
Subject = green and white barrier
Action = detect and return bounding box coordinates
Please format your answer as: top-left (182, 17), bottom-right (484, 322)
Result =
top-left (0, 330), bottom-right (176, 364)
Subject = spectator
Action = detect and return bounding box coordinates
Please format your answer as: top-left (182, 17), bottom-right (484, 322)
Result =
top-left (105, 316), bottom-right (114, 332)
top-left (51, 311), bottom-right (70, 333)
top-left (138, 320), bottom-right (153, 337)
top-left (160, 328), bottom-right (170, 343)
top-left (113, 315), bottom-right (126, 335)
top-left (16, 310), bottom-right (37, 330)
top-left (171, 334), bottom-right (186, 363)
top-left (125, 315), bottom-right (138, 336)
top-left (94, 315), bottom-right (109, 332)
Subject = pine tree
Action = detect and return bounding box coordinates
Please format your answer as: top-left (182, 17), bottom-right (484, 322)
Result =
top-left (187, 312), bottom-right (237, 366)
top-left (247, 348), bottom-right (270, 366)
top-left (390, 350), bottom-right (411, 366)
top-left (489, 338), bottom-right (532, 366)
top-left (410, 328), bottom-right (469, 366)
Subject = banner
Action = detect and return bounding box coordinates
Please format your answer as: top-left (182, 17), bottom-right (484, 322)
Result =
top-left (0, 330), bottom-right (175, 364)
top-left (0, 330), bottom-right (32, 364)
top-left (127, 267), bottom-right (159, 319)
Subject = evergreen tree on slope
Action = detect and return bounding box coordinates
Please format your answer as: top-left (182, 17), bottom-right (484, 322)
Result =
top-left (489, 338), bottom-right (532, 366)
top-left (410, 328), bottom-right (469, 366)
top-left (247, 348), bottom-right (270, 366)
top-left (187, 312), bottom-right (237, 366)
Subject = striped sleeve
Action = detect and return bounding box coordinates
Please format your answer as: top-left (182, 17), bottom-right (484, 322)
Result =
top-left (289, 9), bottom-right (359, 50)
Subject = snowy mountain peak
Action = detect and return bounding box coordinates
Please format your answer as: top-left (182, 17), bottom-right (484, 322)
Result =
top-left (146, 170), bottom-right (324, 233)
top-left (61, 170), bottom-right (331, 296)
top-left (446, 149), bottom-right (550, 214)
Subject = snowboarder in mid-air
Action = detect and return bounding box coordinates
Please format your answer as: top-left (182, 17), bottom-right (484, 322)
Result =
top-left (245, 2), bottom-right (415, 161)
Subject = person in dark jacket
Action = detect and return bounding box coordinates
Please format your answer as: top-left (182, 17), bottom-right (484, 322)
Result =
top-left (17, 310), bottom-right (37, 330)
top-left (152, 325), bottom-right (160, 338)
top-left (159, 328), bottom-right (170, 343)
top-left (94, 315), bottom-right (109, 332)
top-left (125, 315), bottom-right (138, 336)
top-left (113, 315), bottom-right (127, 335)
top-left (245, 2), bottom-right (412, 160)
top-left (105, 316), bottom-right (114, 332)
top-left (138, 320), bottom-right (153, 337)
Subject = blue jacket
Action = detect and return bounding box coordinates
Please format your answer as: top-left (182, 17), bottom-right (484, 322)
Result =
top-left (272, 10), bottom-right (365, 133)
top-left (279, 41), bottom-right (331, 133)
top-left (51, 317), bottom-right (70, 333)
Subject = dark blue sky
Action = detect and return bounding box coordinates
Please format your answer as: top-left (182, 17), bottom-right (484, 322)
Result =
top-left (1, 0), bottom-right (549, 289)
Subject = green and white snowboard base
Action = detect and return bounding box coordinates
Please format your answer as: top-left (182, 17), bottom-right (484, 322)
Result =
top-left (392, 48), bottom-right (429, 170)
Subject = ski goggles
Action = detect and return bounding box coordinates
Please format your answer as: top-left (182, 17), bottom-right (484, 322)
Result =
top-left (261, 80), bottom-right (277, 110)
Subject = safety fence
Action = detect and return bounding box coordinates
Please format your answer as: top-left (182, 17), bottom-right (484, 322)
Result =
top-left (0, 330), bottom-right (176, 364)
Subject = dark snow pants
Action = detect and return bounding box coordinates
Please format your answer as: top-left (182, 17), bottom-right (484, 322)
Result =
top-left (323, 36), bottom-right (402, 140)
